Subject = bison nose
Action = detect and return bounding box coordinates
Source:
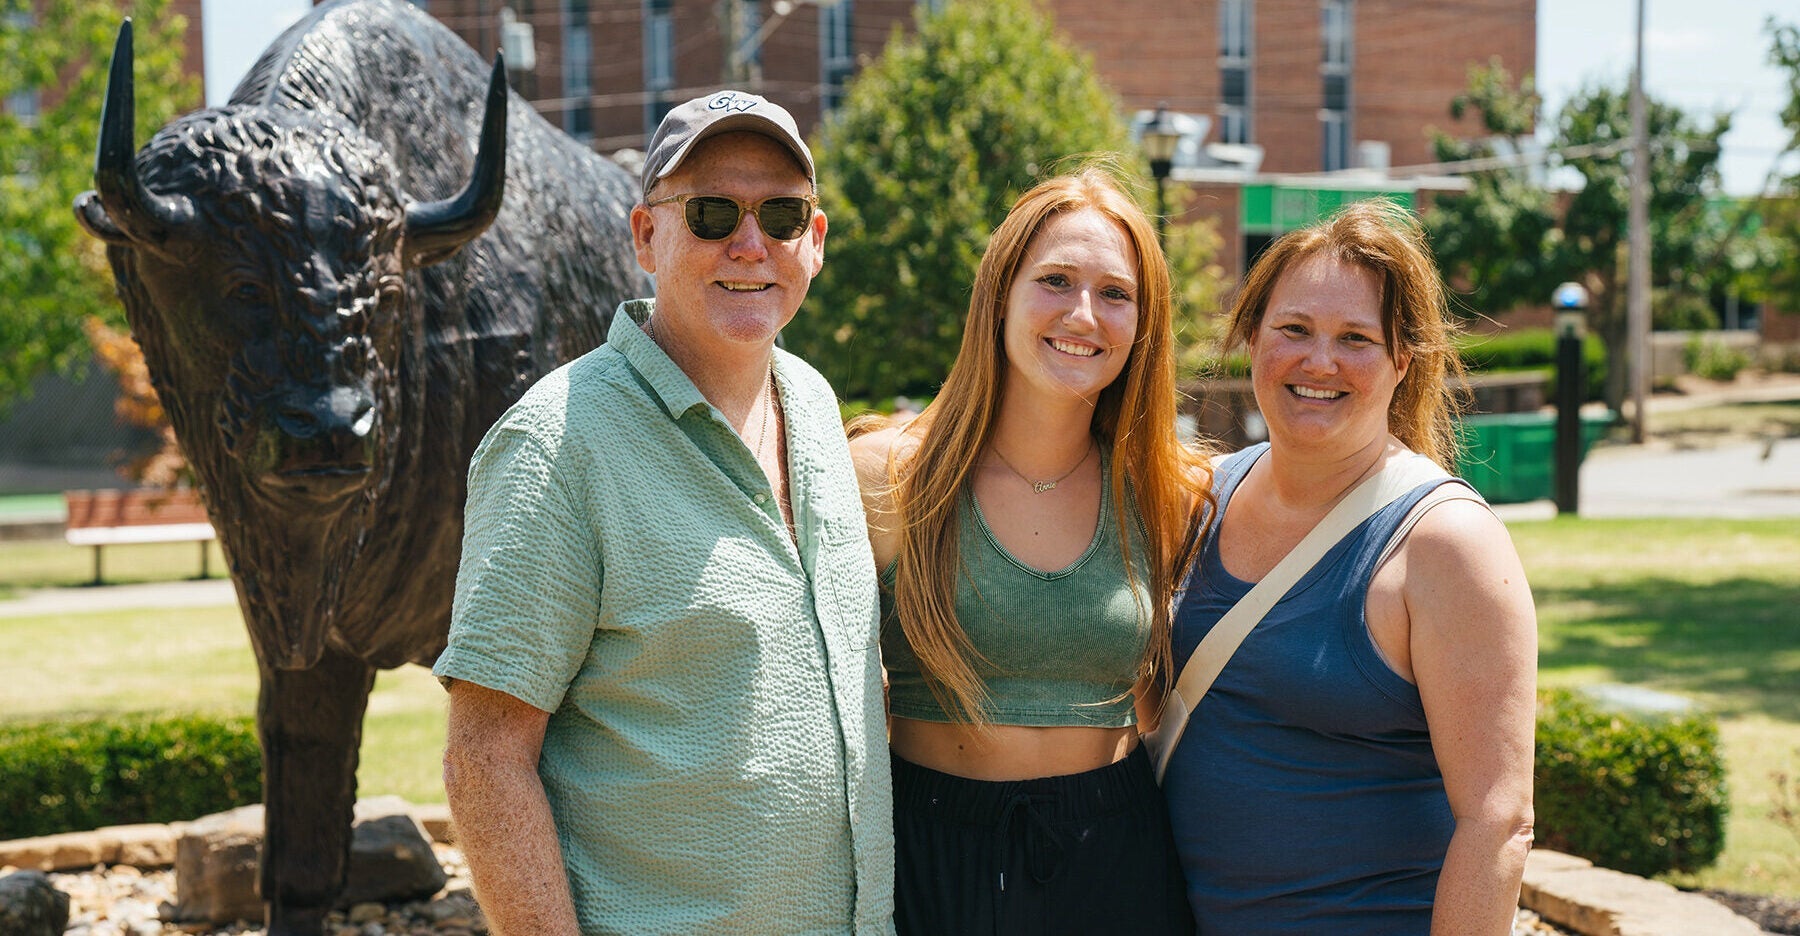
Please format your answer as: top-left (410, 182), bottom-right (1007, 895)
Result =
top-left (267, 386), bottom-right (378, 488)
top-left (275, 386), bottom-right (376, 443)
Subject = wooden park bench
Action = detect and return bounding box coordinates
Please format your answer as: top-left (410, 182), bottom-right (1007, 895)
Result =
top-left (63, 488), bottom-right (217, 586)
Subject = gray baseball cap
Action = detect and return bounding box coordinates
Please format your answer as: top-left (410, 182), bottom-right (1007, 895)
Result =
top-left (640, 90), bottom-right (815, 198)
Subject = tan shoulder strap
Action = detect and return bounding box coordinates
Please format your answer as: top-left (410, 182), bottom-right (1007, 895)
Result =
top-left (1148, 454), bottom-right (1455, 783)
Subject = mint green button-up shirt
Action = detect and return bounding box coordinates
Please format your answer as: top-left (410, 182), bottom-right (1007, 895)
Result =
top-left (436, 299), bottom-right (894, 935)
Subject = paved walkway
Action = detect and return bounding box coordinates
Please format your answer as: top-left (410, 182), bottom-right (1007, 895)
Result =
top-left (1493, 372), bottom-right (1800, 522)
top-left (0, 577), bottom-right (236, 619)
top-left (1493, 435), bottom-right (1800, 522)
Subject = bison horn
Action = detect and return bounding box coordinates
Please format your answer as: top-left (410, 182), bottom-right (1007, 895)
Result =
top-left (403, 55), bottom-right (510, 268)
top-left (78, 19), bottom-right (194, 250)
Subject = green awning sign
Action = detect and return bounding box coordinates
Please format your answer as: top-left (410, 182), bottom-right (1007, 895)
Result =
top-left (1241, 184), bottom-right (1415, 233)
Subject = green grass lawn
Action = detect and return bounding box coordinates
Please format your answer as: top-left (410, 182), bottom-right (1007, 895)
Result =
top-left (0, 537), bottom-right (226, 599)
top-left (1, 517), bottom-right (1796, 898)
top-left (1644, 400), bottom-right (1800, 448)
top-left (0, 603), bottom-right (448, 806)
top-left (1510, 517), bottom-right (1800, 897)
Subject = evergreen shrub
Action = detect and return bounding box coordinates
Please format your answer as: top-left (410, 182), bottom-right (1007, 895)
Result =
top-left (1534, 689), bottom-right (1728, 877)
top-left (1457, 329), bottom-right (1608, 402)
top-left (0, 714), bottom-right (261, 839)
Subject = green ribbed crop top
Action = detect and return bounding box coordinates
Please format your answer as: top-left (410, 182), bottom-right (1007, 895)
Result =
top-left (879, 456), bottom-right (1153, 727)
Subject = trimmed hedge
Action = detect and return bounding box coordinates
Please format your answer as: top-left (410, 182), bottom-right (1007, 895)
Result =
top-left (1457, 329), bottom-right (1608, 402)
top-left (0, 714), bottom-right (262, 839)
top-left (1535, 689), bottom-right (1728, 877)
top-left (1186, 328), bottom-right (1607, 401)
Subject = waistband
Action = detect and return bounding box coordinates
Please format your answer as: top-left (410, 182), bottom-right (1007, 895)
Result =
top-left (892, 744), bottom-right (1159, 826)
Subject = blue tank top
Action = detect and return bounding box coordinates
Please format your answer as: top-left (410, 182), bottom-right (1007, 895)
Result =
top-left (1164, 443), bottom-right (1462, 935)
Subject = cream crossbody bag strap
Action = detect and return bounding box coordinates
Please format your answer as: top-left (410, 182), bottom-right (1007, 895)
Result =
top-left (1147, 453), bottom-right (1476, 784)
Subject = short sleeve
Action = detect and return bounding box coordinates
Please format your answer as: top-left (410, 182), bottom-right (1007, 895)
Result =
top-left (433, 424), bottom-right (602, 713)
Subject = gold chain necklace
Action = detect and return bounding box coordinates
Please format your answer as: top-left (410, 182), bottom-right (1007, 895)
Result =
top-left (990, 438), bottom-right (1094, 494)
top-left (750, 367), bottom-right (776, 460)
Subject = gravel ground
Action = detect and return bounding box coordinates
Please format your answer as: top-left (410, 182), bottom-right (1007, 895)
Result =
top-left (40, 844), bottom-right (1589, 936)
top-left (49, 844), bottom-right (486, 935)
top-left (1702, 888), bottom-right (1800, 935)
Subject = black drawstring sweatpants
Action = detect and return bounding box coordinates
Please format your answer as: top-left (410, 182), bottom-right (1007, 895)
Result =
top-left (892, 745), bottom-right (1196, 936)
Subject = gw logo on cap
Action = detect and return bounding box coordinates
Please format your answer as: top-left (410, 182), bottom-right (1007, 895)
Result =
top-left (707, 91), bottom-right (763, 113)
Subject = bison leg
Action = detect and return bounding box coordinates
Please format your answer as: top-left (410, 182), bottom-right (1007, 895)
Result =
top-left (257, 647), bottom-right (378, 936)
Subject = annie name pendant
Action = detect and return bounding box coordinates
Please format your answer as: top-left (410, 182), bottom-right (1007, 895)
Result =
top-left (991, 440), bottom-right (1095, 494)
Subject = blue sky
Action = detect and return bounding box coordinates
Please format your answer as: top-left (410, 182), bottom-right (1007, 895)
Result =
top-left (203, 0), bottom-right (1796, 196)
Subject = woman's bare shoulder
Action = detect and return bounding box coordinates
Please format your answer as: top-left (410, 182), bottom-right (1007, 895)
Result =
top-left (849, 424), bottom-right (921, 481)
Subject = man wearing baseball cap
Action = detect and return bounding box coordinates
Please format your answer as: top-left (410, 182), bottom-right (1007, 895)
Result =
top-left (438, 90), bottom-right (894, 935)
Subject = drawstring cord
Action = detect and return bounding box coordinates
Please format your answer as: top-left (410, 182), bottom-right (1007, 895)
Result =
top-left (992, 792), bottom-right (1068, 936)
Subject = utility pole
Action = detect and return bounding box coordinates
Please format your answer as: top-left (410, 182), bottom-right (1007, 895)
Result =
top-left (1626, 0), bottom-right (1651, 443)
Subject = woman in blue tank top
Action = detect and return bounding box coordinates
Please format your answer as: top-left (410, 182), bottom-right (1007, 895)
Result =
top-left (849, 167), bottom-right (1212, 935)
top-left (1162, 200), bottom-right (1538, 934)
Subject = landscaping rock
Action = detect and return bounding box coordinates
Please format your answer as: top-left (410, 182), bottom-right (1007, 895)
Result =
top-left (340, 800), bottom-right (447, 906)
top-left (0, 824), bottom-right (177, 874)
top-left (0, 829), bottom-right (107, 872)
top-left (413, 802), bottom-right (456, 844)
top-left (167, 805), bottom-right (263, 925)
top-left (0, 869), bottom-right (71, 936)
top-left (167, 799), bottom-right (447, 925)
top-left (1522, 848), bottom-right (1763, 936)
top-left (99, 823), bottom-right (179, 868)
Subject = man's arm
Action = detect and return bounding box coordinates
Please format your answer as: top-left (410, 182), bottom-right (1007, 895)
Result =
top-left (443, 679), bottom-right (580, 936)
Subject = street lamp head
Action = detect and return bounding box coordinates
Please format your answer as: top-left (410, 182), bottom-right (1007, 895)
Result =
top-left (1553, 281), bottom-right (1589, 310)
top-left (1553, 282), bottom-right (1589, 339)
top-left (1141, 103), bottom-right (1182, 180)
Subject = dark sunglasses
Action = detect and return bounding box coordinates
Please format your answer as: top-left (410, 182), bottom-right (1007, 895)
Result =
top-left (645, 192), bottom-right (819, 241)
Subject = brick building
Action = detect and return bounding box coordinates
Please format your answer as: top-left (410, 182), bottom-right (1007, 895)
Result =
top-left (401, 0), bottom-right (1533, 277)
top-left (2, 0), bottom-right (203, 118)
top-left (396, 0), bottom-right (918, 153)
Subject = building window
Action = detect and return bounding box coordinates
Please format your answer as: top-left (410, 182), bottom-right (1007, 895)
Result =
top-left (1319, 0), bottom-right (1351, 171)
top-left (1322, 113), bottom-right (1348, 173)
top-left (644, 0), bottom-right (674, 137)
top-left (560, 0), bottom-right (592, 141)
top-left (1218, 0), bottom-right (1250, 145)
top-left (820, 0), bottom-right (854, 113)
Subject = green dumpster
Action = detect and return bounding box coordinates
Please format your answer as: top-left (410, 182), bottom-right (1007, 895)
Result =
top-left (1455, 412), bottom-right (1613, 504)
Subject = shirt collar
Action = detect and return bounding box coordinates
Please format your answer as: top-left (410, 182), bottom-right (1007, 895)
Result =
top-left (609, 298), bottom-right (796, 425)
top-left (610, 298), bottom-right (710, 420)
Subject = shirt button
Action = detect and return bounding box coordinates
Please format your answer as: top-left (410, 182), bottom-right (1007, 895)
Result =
top-left (754, 493), bottom-right (768, 504)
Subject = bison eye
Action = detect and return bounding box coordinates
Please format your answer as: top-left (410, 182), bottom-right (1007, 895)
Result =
top-left (231, 282), bottom-right (270, 305)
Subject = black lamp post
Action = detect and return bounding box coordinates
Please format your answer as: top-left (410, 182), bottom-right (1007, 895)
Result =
top-left (1141, 104), bottom-right (1182, 247)
top-left (1552, 281), bottom-right (1590, 516)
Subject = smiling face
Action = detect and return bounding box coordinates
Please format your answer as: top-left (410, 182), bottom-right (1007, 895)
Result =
top-left (630, 130), bottom-right (825, 354)
top-left (1250, 252), bottom-right (1410, 454)
top-left (1000, 207), bottom-right (1141, 410)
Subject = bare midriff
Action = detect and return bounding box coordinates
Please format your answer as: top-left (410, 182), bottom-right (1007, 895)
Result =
top-left (889, 716), bottom-right (1139, 782)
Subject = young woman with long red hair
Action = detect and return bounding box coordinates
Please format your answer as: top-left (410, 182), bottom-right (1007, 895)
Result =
top-left (851, 167), bottom-right (1209, 935)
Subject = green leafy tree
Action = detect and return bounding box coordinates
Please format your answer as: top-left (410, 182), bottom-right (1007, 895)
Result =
top-left (794, 0), bottom-right (1135, 400)
top-left (0, 0), bottom-right (196, 408)
top-left (1164, 195), bottom-right (1229, 379)
top-left (1425, 62), bottom-right (1730, 410)
top-left (1756, 18), bottom-right (1800, 318)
